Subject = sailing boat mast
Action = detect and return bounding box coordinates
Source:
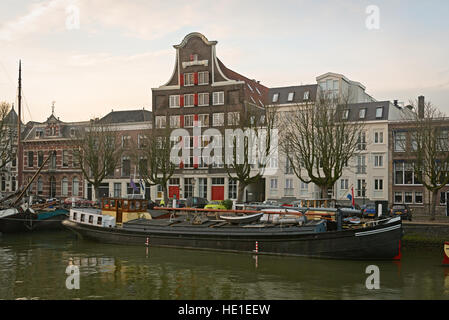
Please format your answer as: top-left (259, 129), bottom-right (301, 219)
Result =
top-left (17, 60), bottom-right (23, 187)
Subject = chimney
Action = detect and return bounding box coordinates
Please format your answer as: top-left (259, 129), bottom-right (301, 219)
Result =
top-left (418, 96), bottom-right (425, 119)
top-left (394, 100), bottom-right (398, 106)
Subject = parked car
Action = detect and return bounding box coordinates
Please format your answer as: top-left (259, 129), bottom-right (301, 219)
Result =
top-left (186, 197), bottom-right (208, 208)
top-left (361, 203), bottom-right (377, 218)
top-left (204, 201), bottom-right (227, 210)
top-left (389, 204), bottom-right (412, 221)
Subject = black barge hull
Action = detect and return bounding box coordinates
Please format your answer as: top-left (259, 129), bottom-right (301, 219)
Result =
top-left (0, 211), bottom-right (68, 234)
top-left (62, 217), bottom-right (403, 260)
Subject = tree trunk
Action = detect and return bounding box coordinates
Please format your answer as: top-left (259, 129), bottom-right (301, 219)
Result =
top-left (320, 185), bottom-right (330, 200)
top-left (94, 186), bottom-right (100, 202)
top-left (162, 183), bottom-right (169, 207)
top-left (237, 182), bottom-right (246, 203)
top-left (430, 190), bottom-right (438, 221)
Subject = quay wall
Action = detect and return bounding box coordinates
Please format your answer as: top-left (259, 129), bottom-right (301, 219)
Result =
top-left (402, 222), bottom-right (449, 247)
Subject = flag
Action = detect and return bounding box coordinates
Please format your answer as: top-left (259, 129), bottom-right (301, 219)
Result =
top-left (130, 177), bottom-right (139, 192)
top-left (351, 187), bottom-right (355, 208)
top-left (139, 179), bottom-right (145, 191)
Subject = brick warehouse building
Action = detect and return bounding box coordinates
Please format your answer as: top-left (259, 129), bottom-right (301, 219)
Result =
top-left (21, 110), bottom-right (88, 199)
top-left (151, 32), bottom-right (269, 202)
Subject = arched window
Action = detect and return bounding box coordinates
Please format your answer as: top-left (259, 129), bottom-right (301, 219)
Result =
top-left (72, 177), bottom-right (79, 197)
top-left (62, 177), bottom-right (68, 196)
top-left (49, 176), bottom-right (56, 198)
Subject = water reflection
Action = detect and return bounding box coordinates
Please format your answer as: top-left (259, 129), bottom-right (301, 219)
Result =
top-left (0, 231), bottom-right (448, 300)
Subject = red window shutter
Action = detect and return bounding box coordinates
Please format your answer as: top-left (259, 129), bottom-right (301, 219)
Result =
top-left (194, 93), bottom-right (198, 106)
top-left (180, 95), bottom-right (184, 107)
top-left (194, 114), bottom-right (198, 122)
top-left (194, 72), bottom-right (198, 85)
top-left (180, 115), bottom-right (184, 128)
top-left (180, 161), bottom-right (184, 169)
top-left (180, 73), bottom-right (184, 86)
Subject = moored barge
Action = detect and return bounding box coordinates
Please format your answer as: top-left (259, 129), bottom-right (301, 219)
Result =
top-left (62, 198), bottom-right (402, 260)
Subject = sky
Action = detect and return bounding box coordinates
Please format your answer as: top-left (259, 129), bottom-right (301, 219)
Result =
top-left (0, 0), bottom-right (448, 123)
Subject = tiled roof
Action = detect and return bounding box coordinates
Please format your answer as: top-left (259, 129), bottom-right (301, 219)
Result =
top-left (99, 109), bottom-right (152, 124)
top-left (216, 58), bottom-right (269, 108)
top-left (339, 101), bottom-right (391, 121)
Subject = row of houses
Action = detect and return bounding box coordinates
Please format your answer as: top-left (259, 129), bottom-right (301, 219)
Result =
top-left (1, 32), bottom-right (447, 215)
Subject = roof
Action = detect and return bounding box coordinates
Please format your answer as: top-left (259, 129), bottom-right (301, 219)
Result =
top-left (216, 58), bottom-right (269, 108)
top-left (268, 85), bottom-right (318, 105)
top-left (4, 107), bottom-right (23, 126)
top-left (339, 101), bottom-right (391, 121)
top-left (99, 109), bottom-right (152, 124)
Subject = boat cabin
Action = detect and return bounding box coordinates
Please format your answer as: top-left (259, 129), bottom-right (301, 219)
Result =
top-left (100, 198), bottom-right (152, 225)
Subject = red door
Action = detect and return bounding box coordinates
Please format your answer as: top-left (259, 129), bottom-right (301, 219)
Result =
top-left (211, 186), bottom-right (224, 201)
top-left (169, 186), bottom-right (180, 200)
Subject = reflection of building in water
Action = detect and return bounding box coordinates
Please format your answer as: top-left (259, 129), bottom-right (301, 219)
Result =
top-left (67, 256), bottom-right (115, 274)
top-left (445, 269), bottom-right (449, 295)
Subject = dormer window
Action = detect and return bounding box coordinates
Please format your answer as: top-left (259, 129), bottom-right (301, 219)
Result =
top-left (359, 108), bottom-right (366, 119)
top-left (342, 109), bottom-right (349, 120)
top-left (304, 91), bottom-right (310, 100)
top-left (272, 93), bottom-right (279, 103)
top-left (35, 130), bottom-right (43, 138)
top-left (287, 92), bottom-right (294, 102)
top-left (49, 126), bottom-right (57, 136)
top-left (70, 128), bottom-right (76, 137)
top-left (376, 107), bottom-right (383, 118)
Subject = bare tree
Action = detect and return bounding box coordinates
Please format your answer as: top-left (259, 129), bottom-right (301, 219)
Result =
top-left (406, 99), bottom-right (449, 220)
top-left (224, 105), bottom-right (277, 202)
top-left (135, 127), bottom-right (175, 205)
top-left (279, 92), bottom-right (365, 199)
top-left (0, 102), bottom-right (17, 171)
top-left (73, 120), bottom-right (123, 201)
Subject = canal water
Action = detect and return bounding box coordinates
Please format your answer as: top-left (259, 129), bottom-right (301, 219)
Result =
top-left (0, 231), bottom-right (448, 300)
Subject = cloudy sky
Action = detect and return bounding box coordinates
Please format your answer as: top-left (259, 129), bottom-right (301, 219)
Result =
top-left (0, 0), bottom-right (448, 122)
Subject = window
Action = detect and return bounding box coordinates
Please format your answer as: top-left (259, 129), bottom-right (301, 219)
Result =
top-left (213, 92), bottom-right (224, 105)
top-left (49, 152), bottom-right (56, 169)
top-left (61, 178), bottom-right (68, 196)
top-left (198, 178), bottom-right (207, 198)
top-left (170, 115), bottom-right (180, 128)
top-left (300, 182), bottom-right (308, 193)
top-left (394, 192), bottom-right (403, 204)
top-left (374, 131), bottom-right (384, 144)
top-left (72, 177), bottom-right (79, 196)
top-left (112, 183), bottom-right (121, 197)
top-left (357, 132), bottom-right (366, 150)
top-left (285, 179), bottom-right (294, 196)
top-left (340, 179), bottom-right (349, 190)
top-left (28, 151), bottom-right (34, 167)
top-left (441, 192), bottom-right (447, 205)
top-left (374, 155), bottom-right (383, 167)
top-left (35, 129), bottom-right (43, 138)
top-left (184, 94), bottom-right (194, 107)
top-left (394, 132), bottom-right (406, 152)
top-left (97, 217), bottom-right (102, 225)
top-left (70, 128), bottom-right (76, 137)
top-left (212, 113), bottom-right (224, 126)
top-left (198, 93), bottom-right (209, 106)
top-left (11, 177), bottom-right (16, 191)
top-left (169, 95), bottom-right (180, 108)
top-left (356, 156), bottom-right (366, 174)
top-left (285, 158), bottom-right (294, 174)
top-left (122, 157), bottom-right (130, 176)
top-left (184, 73), bottom-right (194, 86)
top-left (342, 109), bottom-right (349, 120)
top-left (404, 192), bottom-right (413, 204)
top-left (359, 108), bottom-right (366, 119)
top-left (374, 179), bottom-right (383, 190)
top-left (198, 71), bottom-right (209, 85)
top-left (155, 116), bottom-right (166, 128)
top-left (212, 178), bottom-right (225, 185)
top-left (304, 91), bottom-right (310, 100)
top-left (415, 192), bottom-right (423, 204)
top-left (138, 135), bottom-right (148, 149)
top-left (37, 177), bottom-right (43, 195)
top-left (63, 150), bottom-right (69, 167)
top-left (184, 115), bottom-right (194, 128)
top-left (376, 107), bottom-right (383, 118)
top-left (227, 112), bottom-right (240, 126)
top-left (287, 92), bottom-right (294, 101)
top-left (184, 178), bottom-right (193, 198)
top-left (272, 93), bottom-right (279, 103)
top-left (270, 178), bottom-right (278, 190)
top-left (228, 178), bottom-right (237, 199)
top-left (199, 114), bottom-right (209, 127)
top-left (38, 151), bottom-right (44, 167)
top-left (357, 179), bottom-right (366, 197)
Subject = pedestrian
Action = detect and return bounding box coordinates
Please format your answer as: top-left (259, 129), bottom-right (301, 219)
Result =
top-left (160, 198), bottom-right (165, 207)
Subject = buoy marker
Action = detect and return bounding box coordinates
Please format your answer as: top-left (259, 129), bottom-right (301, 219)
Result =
top-left (443, 241), bottom-right (449, 266)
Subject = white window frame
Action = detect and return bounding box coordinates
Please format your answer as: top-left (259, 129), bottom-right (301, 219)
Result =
top-left (272, 93), bottom-right (279, 103)
top-left (287, 92), bottom-right (294, 101)
top-left (212, 113), bottom-right (224, 127)
top-left (213, 91), bottom-right (224, 105)
top-left (184, 114), bottom-right (194, 128)
top-left (155, 116), bottom-right (166, 128)
top-left (198, 93), bottom-right (209, 106)
top-left (198, 71), bottom-right (209, 85)
top-left (376, 106), bottom-right (383, 118)
top-left (184, 94), bottom-right (195, 107)
top-left (374, 154), bottom-right (384, 168)
top-left (374, 131), bottom-right (384, 144)
top-left (170, 115), bottom-right (180, 128)
top-left (184, 73), bottom-right (194, 86)
top-left (199, 114), bottom-right (209, 127)
top-left (169, 95), bottom-right (180, 108)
